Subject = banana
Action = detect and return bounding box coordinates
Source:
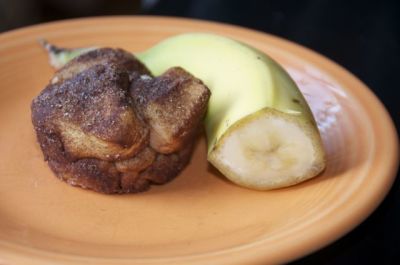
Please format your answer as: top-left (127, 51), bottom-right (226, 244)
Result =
top-left (42, 33), bottom-right (325, 190)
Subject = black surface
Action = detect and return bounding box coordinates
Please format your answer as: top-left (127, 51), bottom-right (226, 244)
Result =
top-left (1, 0), bottom-right (399, 264)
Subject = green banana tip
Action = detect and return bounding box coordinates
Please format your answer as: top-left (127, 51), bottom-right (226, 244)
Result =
top-left (38, 38), bottom-right (68, 54)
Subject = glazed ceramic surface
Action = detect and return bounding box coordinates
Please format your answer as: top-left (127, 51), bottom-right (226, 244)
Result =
top-left (0, 17), bottom-right (398, 265)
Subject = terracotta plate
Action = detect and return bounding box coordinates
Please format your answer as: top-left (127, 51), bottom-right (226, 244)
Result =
top-left (0, 17), bottom-right (398, 265)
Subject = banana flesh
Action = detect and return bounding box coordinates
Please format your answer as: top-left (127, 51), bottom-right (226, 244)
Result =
top-left (209, 108), bottom-right (325, 189)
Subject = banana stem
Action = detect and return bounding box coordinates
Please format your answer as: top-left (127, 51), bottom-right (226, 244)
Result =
top-left (39, 39), bottom-right (96, 69)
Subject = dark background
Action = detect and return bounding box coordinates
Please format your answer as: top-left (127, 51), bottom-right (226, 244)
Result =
top-left (1, 0), bottom-right (399, 264)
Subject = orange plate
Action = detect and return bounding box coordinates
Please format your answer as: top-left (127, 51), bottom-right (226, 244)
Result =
top-left (0, 17), bottom-right (398, 265)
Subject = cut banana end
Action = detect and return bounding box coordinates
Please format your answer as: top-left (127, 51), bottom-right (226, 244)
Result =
top-left (209, 108), bottom-right (326, 190)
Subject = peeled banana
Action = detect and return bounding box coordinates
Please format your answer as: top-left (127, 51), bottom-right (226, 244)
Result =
top-left (42, 33), bottom-right (325, 190)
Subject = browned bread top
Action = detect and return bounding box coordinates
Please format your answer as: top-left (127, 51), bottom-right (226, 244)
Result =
top-left (131, 67), bottom-right (211, 154)
top-left (32, 63), bottom-right (149, 161)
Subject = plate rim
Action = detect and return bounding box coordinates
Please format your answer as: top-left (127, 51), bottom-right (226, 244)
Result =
top-left (0, 15), bottom-right (398, 265)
